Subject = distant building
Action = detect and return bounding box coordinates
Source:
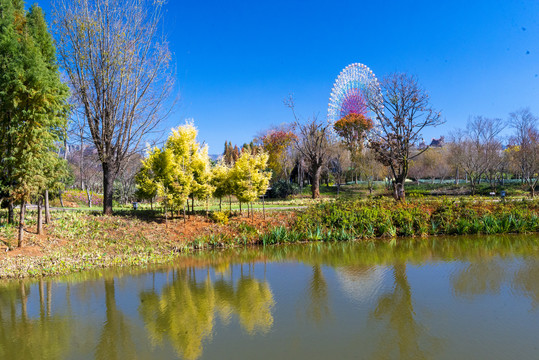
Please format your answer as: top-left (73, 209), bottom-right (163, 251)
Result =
top-left (417, 136), bottom-right (445, 150)
top-left (429, 136), bottom-right (445, 148)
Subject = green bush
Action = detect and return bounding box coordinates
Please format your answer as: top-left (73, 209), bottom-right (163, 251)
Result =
top-left (268, 180), bottom-right (300, 199)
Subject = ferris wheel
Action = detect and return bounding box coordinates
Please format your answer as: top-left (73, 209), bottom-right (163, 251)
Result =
top-left (327, 63), bottom-right (382, 125)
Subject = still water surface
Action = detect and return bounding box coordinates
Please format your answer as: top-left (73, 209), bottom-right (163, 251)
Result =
top-left (2, 235), bottom-right (539, 359)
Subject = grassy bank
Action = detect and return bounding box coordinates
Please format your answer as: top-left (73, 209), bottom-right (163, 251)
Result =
top-left (1, 198), bottom-right (539, 279)
top-left (293, 198), bottom-right (539, 240)
top-left (0, 209), bottom-right (296, 279)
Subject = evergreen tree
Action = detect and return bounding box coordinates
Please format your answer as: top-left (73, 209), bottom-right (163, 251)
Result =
top-left (0, 0), bottom-right (69, 245)
top-left (0, 0), bottom-right (20, 224)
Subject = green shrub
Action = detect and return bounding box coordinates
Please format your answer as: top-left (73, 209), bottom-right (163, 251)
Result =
top-left (268, 180), bottom-right (300, 199)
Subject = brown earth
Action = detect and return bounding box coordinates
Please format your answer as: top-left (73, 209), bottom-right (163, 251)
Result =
top-left (0, 210), bottom-right (296, 260)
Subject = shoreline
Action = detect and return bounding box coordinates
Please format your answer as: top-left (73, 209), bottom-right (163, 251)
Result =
top-left (2, 198), bottom-right (539, 280)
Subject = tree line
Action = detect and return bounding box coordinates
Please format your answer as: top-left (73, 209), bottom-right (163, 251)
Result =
top-left (4, 0), bottom-right (539, 248)
top-left (135, 121), bottom-right (271, 223)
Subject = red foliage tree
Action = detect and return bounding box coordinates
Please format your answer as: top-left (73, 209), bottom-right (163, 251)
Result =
top-left (258, 128), bottom-right (297, 182)
top-left (333, 113), bottom-right (374, 152)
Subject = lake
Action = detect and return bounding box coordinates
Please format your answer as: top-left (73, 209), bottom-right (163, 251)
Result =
top-left (1, 234), bottom-right (539, 359)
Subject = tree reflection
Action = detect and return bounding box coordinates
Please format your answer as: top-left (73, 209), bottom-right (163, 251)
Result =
top-left (235, 276), bottom-right (274, 334)
top-left (451, 257), bottom-right (539, 309)
top-left (0, 281), bottom-right (71, 360)
top-left (371, 264), bottom-right (441, 360)
top-left (305, 264), bottom-right (330, 325)
top-left (139, 266), bottom-right (274, 360)
top-left (513, 258), bottom-right (539, 308)
top-left (95, 278), bottom-right (137, 360)
top-left (140, 270), bottom-right (216, 360)
top-left (451, 259), bottom-right (506, 298)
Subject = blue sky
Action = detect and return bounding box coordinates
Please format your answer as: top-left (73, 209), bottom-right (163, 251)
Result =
top-left (39, 0), bottom-right (539, 154)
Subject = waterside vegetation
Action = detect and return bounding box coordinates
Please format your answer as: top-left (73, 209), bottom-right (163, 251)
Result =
top-left (2, 197), bottom-right (539, 279)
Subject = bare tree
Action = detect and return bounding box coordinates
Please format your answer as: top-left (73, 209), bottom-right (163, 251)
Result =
top-left (67, 145), bottom-right (102, 207)
top-left (357, 148), bottom-right (387, 195)
top-left (115, 152), bottom-right (143, 204)
top-left (52, 0), bottom-right (175, 214)
top-left (328, 144), bottom-right (352, 195)
top-left (509, 108), bottom-right (539, 196)
top-left (408, 147), bottom-right (451, 184)
top-left (285, 96), bottom-right (333, 199)
top-left (294, 118), bottom-right (333, 199)
top-left (450, 116), bottom-right (505, 194)
top-left (368, 73), bottom-right (442, 201)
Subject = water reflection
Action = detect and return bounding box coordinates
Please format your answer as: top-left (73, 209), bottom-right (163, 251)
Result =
top-left (513, 259), bottom-right (539, 307)
top-left (0, 280), bottom-right (71, 360)
top-left (0, 235), bottom-right (538, 359)
top-left (139, 267), bottom-right (274, 359)
top-left (305, 265), bottom-right (330, 325)
top-left (451, 259), bottom-right (507, 299)
top-left (371, 264), bottom-right (442, 360)
top-left (336, 265), bottom-right (385, 304)
top-left (96, 278), bottom-right (137, 360)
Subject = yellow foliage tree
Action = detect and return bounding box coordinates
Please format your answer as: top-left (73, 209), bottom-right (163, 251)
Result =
top-left (211, 161), bottom-right (233, 211)
top-left (135, 120), bottom-right (212, 221)
top-left (230, 151), bottom-right (271, 217)
top-left (166, 121), bottom-right (213, 214)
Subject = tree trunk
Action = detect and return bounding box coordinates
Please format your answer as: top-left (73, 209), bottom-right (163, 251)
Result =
top-left (86, 188), bottom-right (92, 208)
top-left (164, 203), bottom-right (168, 227)
top-left (44, 190), bottom-right (51, 224)
top-left (80, 132), bottom-right (84, 190)
top-left (191, 197), bottom-right (195, 215)
top-left (311, 167), bottom-right (322, 199)
top-left (103, 162), bottom-right (114, 215)
top-left (219, 197), bottom-right (222, 212)
top-left (59, 190), bottom-right (65, 208)
top-left (18, 202), bottom-right (26, 247)
top-left (8, 201), bottom-right (14, 224)
top-left (393, 180), bottom-right (406, 201)
top-left (37, 196), bottom-right (43, 235)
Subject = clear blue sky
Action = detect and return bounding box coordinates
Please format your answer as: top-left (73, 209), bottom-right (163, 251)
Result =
top-left (39, 0), bottom-right (539, 154)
